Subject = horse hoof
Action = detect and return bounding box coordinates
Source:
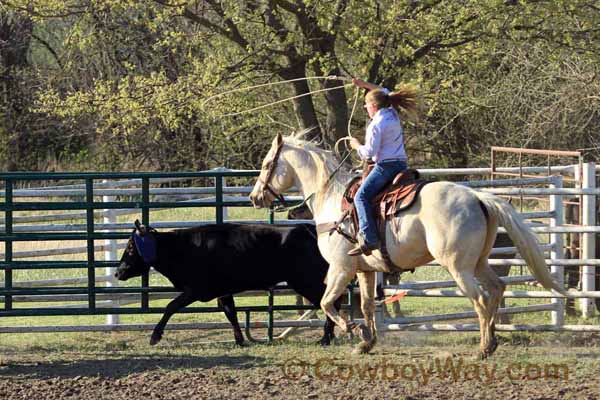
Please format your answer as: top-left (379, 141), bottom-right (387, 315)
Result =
top-left (352, 341), bottom-right (373, 354)
top-left (345, 321), bottom-right (356, 334)
top-left (353, 323), bottom-right (373, 343)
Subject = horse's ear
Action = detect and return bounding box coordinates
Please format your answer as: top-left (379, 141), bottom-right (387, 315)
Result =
top-left (274, 133), bottom-right (282, 148)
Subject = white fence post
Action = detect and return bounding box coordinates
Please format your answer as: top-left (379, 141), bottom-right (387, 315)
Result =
top-left (550, 175), bottom-right (565, 327)
top-left (223, 176), bottom-right (228, 221)
top-left (103, 180), bottom-right (119, 326)
top-left (581, 162), bottom-right (596, 318)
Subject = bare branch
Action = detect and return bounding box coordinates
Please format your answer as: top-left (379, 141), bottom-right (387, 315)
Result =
top-left (31, 33), bottom-right (62, 69)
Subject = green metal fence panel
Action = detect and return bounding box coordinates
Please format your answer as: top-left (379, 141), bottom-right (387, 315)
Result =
top-left (0, 170), bottom-right (320, 341)
top-left (4, 178), bottom-right (12, 311)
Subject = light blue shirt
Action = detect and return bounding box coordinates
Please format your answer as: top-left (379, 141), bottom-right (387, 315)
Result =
top-left (357, 102), bottom-right (407, 163)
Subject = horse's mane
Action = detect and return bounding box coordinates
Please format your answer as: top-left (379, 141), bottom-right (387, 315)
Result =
top-left (282, 129), bottom-right (353, 199)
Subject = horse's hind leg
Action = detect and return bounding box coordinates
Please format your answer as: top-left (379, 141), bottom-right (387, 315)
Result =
top-left (475, 261), bottom-right (506, 357)
top-left (385, 272), bottom-right (403, 317)
top-left (448, 268), bottom-right (493, 359)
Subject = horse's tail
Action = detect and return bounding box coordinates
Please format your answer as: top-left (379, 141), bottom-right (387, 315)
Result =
top-left (474, 191), bottom-right (567, 295)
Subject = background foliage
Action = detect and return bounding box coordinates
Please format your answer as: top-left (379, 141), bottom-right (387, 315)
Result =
top-left (0, 0), bottom-right (598, 171)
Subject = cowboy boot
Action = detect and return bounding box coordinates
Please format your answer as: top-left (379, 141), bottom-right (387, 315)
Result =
top-left (348, 235), bottom-right (379, 256)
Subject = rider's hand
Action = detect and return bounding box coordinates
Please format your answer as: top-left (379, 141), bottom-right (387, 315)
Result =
top-left (349, 137), bottom-right (361, 150)
top-left (352, 78), bottom-right (365, 88)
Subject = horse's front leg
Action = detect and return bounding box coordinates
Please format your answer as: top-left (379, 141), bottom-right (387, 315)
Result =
top-left (150, 287), bottom-right (196, 345)
top-left (320, 263), bottom-right (357, 332)
top-left (320, 263), bottom-right (375, 354)
top-left (355, 271), bottom-right (377, 354)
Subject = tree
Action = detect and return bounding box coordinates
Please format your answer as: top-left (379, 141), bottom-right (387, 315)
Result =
top-left (0, 0), bottom-right (598, 171)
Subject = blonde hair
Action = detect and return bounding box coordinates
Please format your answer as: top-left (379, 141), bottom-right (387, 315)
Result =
top-left (365, 85), bottom-right (418, 118)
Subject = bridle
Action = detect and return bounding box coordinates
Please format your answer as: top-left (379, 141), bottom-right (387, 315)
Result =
top-left (256, 139), bottom-right (288, 207)
top-left (256, 136), bottom-right (354, 213)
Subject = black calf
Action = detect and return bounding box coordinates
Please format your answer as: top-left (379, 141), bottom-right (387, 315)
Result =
top-left (116, 221), bottom-right (340, 346)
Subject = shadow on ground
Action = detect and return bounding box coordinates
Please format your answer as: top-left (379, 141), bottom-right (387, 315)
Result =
top-left (0, 354), bottom-right (265, 379)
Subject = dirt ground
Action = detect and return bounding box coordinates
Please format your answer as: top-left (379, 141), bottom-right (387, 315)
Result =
top-left (1, 329), bottom-right (600, 400)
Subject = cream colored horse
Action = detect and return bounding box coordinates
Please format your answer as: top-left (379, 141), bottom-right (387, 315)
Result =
top-left (250, 132), bottom-right (566, 358)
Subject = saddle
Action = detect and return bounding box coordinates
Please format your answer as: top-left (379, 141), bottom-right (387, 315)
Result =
top-left (343, 166), bottom-right (429, 228)
top-left (319, 163), bottom-right (430, 271)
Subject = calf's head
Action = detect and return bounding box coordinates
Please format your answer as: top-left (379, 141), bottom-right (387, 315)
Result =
top-left (115, 220), bottom-right (156, 281)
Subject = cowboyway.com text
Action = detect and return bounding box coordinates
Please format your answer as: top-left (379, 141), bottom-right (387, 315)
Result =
top-left (280, 356), bottom-right (569, 384)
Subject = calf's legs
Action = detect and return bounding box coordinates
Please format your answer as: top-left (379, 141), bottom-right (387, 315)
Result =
top-left (150, 288), bottom-right (196, 345)
top-left (218, 295), bottom-right (245, 346)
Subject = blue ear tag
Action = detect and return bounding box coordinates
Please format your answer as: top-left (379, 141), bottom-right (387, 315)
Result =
top-left (133, 232), bottom-right (157, 264)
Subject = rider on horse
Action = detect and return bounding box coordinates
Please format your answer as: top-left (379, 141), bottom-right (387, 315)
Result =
top-left (348, 78), bottom-right (417, 256)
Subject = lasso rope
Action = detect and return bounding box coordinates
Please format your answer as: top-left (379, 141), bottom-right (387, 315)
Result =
top-left (202, 75), bottom-right (352, 111)
top-left (206, 74), bottom-right (363, 165)
top-left (218, 83), bottom-right (353, 118)
top-left (204, 75), bottom-right (365, 213)
top-left (334, 84), bottom-right (361, 159)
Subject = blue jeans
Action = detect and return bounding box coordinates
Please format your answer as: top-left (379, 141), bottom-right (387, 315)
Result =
top-left (354, 159), bottom-right (408, 246)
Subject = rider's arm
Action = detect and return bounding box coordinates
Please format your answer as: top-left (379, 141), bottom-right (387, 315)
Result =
top-left (357, 122), bottom-right (382, 161)
top-left (352, 78), bottom-right (381, 92)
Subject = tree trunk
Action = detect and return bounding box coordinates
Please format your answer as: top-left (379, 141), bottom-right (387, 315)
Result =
top-left (0, 10), bottom-right (34, 171)
top-left (0, 11), bottom-right (33, 70)
top-left (322, 75), bottom-right (349, 147)
top-left (279, 61), bottom-right (322, 142)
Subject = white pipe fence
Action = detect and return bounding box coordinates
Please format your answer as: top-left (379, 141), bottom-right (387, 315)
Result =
top-left (581, 163), bottom-right (597, 317)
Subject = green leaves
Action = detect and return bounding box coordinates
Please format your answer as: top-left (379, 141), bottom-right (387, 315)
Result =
top-left (1, 0), bottom-right (598, 171)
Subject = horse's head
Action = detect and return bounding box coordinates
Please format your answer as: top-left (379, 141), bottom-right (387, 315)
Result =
top-left (250, 133), bottom-right (295, 208)
top-left (115, 220), bottom-right (156, 281)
